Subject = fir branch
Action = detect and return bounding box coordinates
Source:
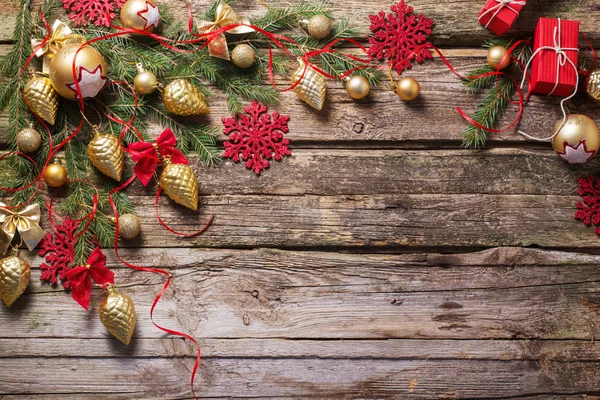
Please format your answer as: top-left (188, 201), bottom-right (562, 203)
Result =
top-left (253, 1), bottom-right (331, 32)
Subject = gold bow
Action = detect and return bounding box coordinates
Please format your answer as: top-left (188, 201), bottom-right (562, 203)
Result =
top-left (31, 20), bottom-right (86, 71)
top-left (197, 1), bottom-right (254, 60)
top-left (0, 203), bottom-right (45, 256)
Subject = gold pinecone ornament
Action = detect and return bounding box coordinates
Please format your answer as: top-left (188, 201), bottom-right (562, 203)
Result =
top-left (291, 58), bottom-right (327, 110)
top-left (0, 250), bottom-right (31, 307)
top-left (23, 75), bottom-right (59, 125)
top-left (159, 159), bottom-right (199, 210)
top-left (87, 126), bottom-right (124, 181)
top-left (585, 69), bottom-right (600, 102)
top-left (163, 79), bottom-right (209, 116)
top-left (98, 285), bottom-right (137, 345)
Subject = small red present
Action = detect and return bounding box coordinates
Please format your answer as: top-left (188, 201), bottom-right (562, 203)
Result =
top-left (530, 17), bottom-right (580, 97)
top-left (478, 0), bottom-right (527, 36)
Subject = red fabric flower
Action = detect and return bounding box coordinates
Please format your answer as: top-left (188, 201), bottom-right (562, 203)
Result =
top-left (66, 247), bottom-right (114, 310)
top-left (129, 128), bottom-right (188, 186)
top-left (368, 1), bottom-right (434, 74)
top-left (222, 101), bottom-right (291, 175)
top-left (39, 217), bottom-right (78, 290)
top-left (63, 0), bottom-right (126, 27)
top-left (575, 175), bottom-right (600, 235)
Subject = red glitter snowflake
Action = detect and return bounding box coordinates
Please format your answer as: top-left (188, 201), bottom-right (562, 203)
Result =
top-left (368, 0), bottom-right (434, 75)
top-left (222, 101), bottom-right (291, 175)
top-left (38, 217), bottom-right (79, 290)
top-left (575, 176), bottom-right (600, 235)
top-left (63, 0), bottom-right (127, 27)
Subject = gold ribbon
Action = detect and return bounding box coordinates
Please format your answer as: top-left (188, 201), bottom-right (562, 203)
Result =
top-left (197, 1), bottom-right (254, 60)
top-left (31, 20), bottom-right (86, 71)
top-left (0, 203), bottom-right (45, 255)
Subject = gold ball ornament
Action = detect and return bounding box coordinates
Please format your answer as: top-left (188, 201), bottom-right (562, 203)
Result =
top-left (0, 251), bottom-right (31, 307)
top-left (396, 77), bottom-right (420, 101)
top-left (134, 70), bottom-right (158, 95)
top-left (49, 43), bottom-right (107, 100)
top-left (231, 44), bottom-right (256, 69)
top-left (120, 0), bottom-right (160, 33)
top-left (118, 214), bottom-right (142, 239)
top-left (552, 114), bottom-right (600, 164)
top-left (346, 75), bottom-right (370, 100)
top-left (302, 15), bottom-right (332, 40)
top-left (23, 75), bottom-right (58, 125)
top-left (98, 285), bottom-right (137, 345)
top-left (163, 79), bottom-right (209, 116)
top-left (585, 69), bottom-right (600, 103)
top-left (159, 159), bottom-right (199, 210)
top-left (16, 125), bottom-right (42, 153)
top-left (44, 163), bottom-right (68, 187)
top-left (487, 46), bottom-right (510, 70)
top-left (87, 126), bottom-right (124, 181)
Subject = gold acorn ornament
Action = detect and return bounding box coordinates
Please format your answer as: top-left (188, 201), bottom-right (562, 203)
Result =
top-left (16, 124), bottom-right (42, 153)
top-left (117, 213), bottom-right (142, 239)
top-left (0, 249), bottom-right (31, 307)
top-left (552, 114), bottom-right (600, 164)
top-left (120, 0), bottom-right (161, 33)
top-left (585, 69), bottom-right (600, 103)
top-left (291, 58), bottom-right (327, 111)
top-left (44, 162), bottom-right (68, 187)
top-left (159, 157), bottom-right (199, 210)
top-left (301, 15), bottom-right (332, 40)
top-left (87, 126), bottom-right (124, 181)
top-left (98, 284), bottom-right (137, 345)
top-left (134, 63), bottom-right (158, 95)
top-left (487, 46), bottom-right (510, 70)
top-left (231, 44), bottom-right (256, 69)
top-left (163, 79), bottom-right (210, 116)
top-left (23, 74), bottom-right (58, 125)
top-left (49, 43), bottom-right (107, 100)
top-left (346, 75), bottom-right (371, 100)
top-left (395, 77), bottom-right (420, 101)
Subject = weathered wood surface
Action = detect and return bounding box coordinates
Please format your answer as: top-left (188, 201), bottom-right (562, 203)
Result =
top-left (2, 0), bottom-right (600, 398)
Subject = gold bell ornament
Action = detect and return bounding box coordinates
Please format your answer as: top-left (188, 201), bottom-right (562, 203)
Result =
top-left (49, 43), bottom-right (107, 100)
top-left (23, 74), bottom-right (58, 125)
top-left (163, 79), bottom-right (210, 116)
top-left (300, 15), bottom-right (333, 40)
top-left (291, 58), bottom-right (327, 111)
top-left (98, 284), bottom-right (137, 345)
top-left (0, 249), bottom-right (31, 307)
top-left (120, 0), bottom-right (161, 33)
top-left (87, 125), bottom-right (124, 181)
top-left (134, 64), bottom-right (158, 95)
top-left (585, 69), bottom-right (600, 103)
top-left (16, 123), bottom-right (42, 153)
top-left (552, 114), bottom-right (600, 164)
top-left (160, 157), bottom-right (199, 210)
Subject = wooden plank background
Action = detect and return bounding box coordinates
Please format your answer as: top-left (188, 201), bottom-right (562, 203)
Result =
top-left (2, 0), bottom-right (600, 398)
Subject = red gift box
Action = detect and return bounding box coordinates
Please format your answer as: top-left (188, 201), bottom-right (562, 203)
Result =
top-left (530, 17), bottom-right (580, 97)
top-left (478, 0), bottom-right (526, 36)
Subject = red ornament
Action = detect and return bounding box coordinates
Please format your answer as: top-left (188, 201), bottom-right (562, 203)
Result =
top-left (222, 101), bottom-right (291, 175)
top-left (575, 176), bottom-right (600, 235)
top-left (368, 1), bottom-right (434, 75)
top-left (38, 217), bottom-right (79, 290)
top-left (63, 0), bottom-right (127, 27)
top-left (66, 247), bottom-right (114, 310)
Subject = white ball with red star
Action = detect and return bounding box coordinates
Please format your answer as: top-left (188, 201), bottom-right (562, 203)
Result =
top-left (552, 114), bottom-right (600, 164)
top-left (49, 43), bottom-right (107, 100)
top-left (120, 0), bottom-right (161, 33)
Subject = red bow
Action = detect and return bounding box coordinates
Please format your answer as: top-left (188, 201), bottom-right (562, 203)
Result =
top-left (128, 128), bottom-right (188, 186)
top-left (66, 247), bottom-right (115, 310)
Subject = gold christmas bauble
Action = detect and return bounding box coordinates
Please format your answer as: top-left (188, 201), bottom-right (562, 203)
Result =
top-left (118, 213), bottom-right (141, 239)
top-left (231, 44), bottom-right (256, 69)
top-left (396, 77), bottom-right (420, 101)
top-left (98, 285), bottom-right (137, 345)
top-left (163, 79), bottom-right (210, 116)
top-left (585, 69), bottom-right (600, 103)
top-left (346, 75), bottom-right (370, 100)
top-left (134, 70), bottom-right (158, 95)
top-left (302, 15), bottom-right (332, 40)
top-left (0, 253), bottom-right (31, 307)
top-left (23, 75), bottom-right (58, 125)
top-left (49, 43), bottom-right (107, 100)
top-left (552, 114), bottom-right (600, 164)
top-left (120, 0), bottom-right (160, 33)
top-left (160, 161), bottom-right (199, 210)
top-left (291, 58), bottom-right (327, 110)
top-left (87, 127), bottom-right (124, 181)
top-left (16, 126), bottom-right (42, 153)
top-left (44, 163), bottom-right (68, 187)
top-left (487, 46), bottom-right (510, 70)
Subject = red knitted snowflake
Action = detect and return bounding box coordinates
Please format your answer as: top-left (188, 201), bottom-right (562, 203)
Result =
top-left (38, 217), bottom-right (79, 290)
top-left (63, 0), bottom-right (127, 27)
top-left (575, 176), bottom-right (600, 235)
top-left (368, 1), bottom-right (434, 74)
top-left (222, 101), bottom-right (291, 175)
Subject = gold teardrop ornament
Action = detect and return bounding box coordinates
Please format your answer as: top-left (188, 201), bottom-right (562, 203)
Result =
top-left (0, 252), bottom-right (31, 307)
top-left (87, 126), bottom-right (124, 181)
top-left (98, 285), bottom-right (137, 345)
top-left (585, 69), bottom-right (600, 103)
top-left (163, 79), bottom-right (209, 116)
top-left (291, 58), bottom-right (327, 111)
top-left (23, 75), bottom-right (58, 125)
top-left (159, 160), bottom-right (199, 210)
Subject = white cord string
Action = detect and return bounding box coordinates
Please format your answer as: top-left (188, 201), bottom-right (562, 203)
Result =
top-left (478, 0), bottom-right (526, 29)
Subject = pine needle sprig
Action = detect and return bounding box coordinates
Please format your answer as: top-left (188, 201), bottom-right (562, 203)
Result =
top-left (253, 1), bottom-right (331, 32)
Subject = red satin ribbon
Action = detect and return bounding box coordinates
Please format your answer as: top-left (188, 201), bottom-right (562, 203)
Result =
top-left (66, 247), bottom-right (115, 310)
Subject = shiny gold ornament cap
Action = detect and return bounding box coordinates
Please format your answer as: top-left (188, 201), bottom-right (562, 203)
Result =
top-left (87, 129), bottom-right (124, 181)
top-left (585, 69), bottom-right (600, 103)
top-left (291, 58), bottom-right (327, 110)
top-left (160, 162), bottom-right (199, 210)
top-left (0, 254), bottom-right (31, 307)
top-left (23, 75), bottom-right (58, 125)
top-left (163, 79), bottom-right (210, 116)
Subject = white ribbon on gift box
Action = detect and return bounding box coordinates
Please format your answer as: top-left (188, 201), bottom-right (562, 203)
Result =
top-left (478, 0), bottom-right (527, 29)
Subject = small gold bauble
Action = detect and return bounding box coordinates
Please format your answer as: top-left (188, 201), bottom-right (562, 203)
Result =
top-left (98, 285), bottom-right (137, 345)
top-left (231, 44), bottom-right (256, 69)
top-left (396, 77), bottom-right (420, 101)
top-left (16, 126), bottom-right (42, 153)
top-left (118, 214), bottom-right (142, 239)
top-left (0, 253), bottom-right (31, 307)
top-left (487, 46), bottom-right (510, 70)
top-left (23, 75), bottom-right (58, 125)
top-left (44, 163), bottom-right (68, 187)
top-left (346, 75), bottom-right (370, 100)
top-left (585, 69), bottom-right (600, 103)
top-left (49, 43), bottom-right (107, 100)
top-left (120, 0), bottom-right (160, 33)
top-left (134, 70), bottom-right (158, 95)
top-left (163, 79), bottom-right (210, 116)
top-left (552, 114), bottom-right (600, 164)
top-left (302, 15), bottom-right (332, 40)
